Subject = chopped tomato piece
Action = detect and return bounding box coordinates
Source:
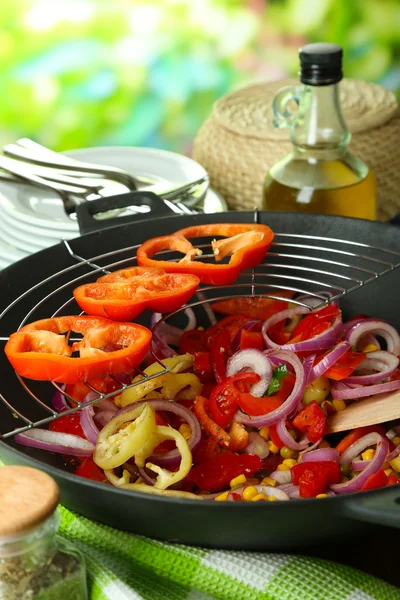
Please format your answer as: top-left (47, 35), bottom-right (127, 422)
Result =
top-left (291, 461), bottom-right (341, 498)
top-left (239, 330), bottom-right (264, 351)
top-left (292, 401), bottom-right (326, 443)
top-left (49, 413), bottom-right (86, 439)
top-left (188, 453), bottom-right (263, 492)
top-left (75, 457), bottom-right (108, 483)
top-left (323, 350), bottom-right (366, 381)
top-left (209, 372), bottom-right (260, 427)
top-left (205, 314), bottom-right (250, 348)
top-left (269, 423), bottom-right (285, 449)
top-left (179, 329), bottom-right (208, 354)
top-left (193, 351), bottom-right (214, 383)
top-left (361, 469), bottom-right (389, 491)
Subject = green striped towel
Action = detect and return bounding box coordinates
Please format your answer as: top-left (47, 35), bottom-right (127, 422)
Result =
top-left (59, 506), bottom-right (400, 600)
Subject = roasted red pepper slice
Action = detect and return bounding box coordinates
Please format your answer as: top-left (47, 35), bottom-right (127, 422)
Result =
top-left (136, 223), bottom-right (274, 285)
top-left (209, 372), bottom-right (260, 427)
top-left (211, 293), bottom-right (294, 320)
top-left (193, 351), bottom-right (214, 383)
top-left (290, 305), bottom-right (340, 343)
top-left (75, 456), bottom-right (108, 483)
top-left (49, 413), bottom-right (86, 439)
top-left (189, 453), bottom-right (263, 492)
top-left (73, 268), bottom-right (199, 321)
top-left (194, 395), bottom-right (231, 448)
top-left (239, 330), bottom-right (263, 351)
top-left (210, 329), bottom-right (231, 382)
top-left (291, 461), bottom-right (341, 498)
top-left (205, 314), bottom-right (250, 348)
top-left (179, 329), bottom-right (208, 354)
top-left (237, 372), bottom-right (295, 417)
top-left (387, 472), bottom-right (400, 486)
top-left (322, 349), bottom-right (367, 381)
top-left (361, 469), bottom-right (389, 491)
top-left (4, 316), bottom-right (151, 383)
top-left (292, 401), bottom-right (327, 443)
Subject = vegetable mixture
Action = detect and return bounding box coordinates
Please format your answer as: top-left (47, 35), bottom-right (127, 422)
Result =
top-left (4, 223), bottom-right (400, 502)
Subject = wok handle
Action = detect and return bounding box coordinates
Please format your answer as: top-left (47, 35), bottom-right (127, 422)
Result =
top-left (344, 487), bottom-right (400, 529)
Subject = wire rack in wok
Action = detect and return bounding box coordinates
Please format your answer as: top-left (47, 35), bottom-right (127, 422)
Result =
top-left (0, 222), bottom-right (399, 439)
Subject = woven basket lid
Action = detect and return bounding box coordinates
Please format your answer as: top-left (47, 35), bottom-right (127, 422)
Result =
top-left (214, 78), bottom-right (399, 140)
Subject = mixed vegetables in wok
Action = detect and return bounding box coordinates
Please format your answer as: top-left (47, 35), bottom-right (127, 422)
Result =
top-left (4, 223), bottom-right (400, 501)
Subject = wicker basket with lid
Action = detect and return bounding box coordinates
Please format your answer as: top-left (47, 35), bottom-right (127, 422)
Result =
top-left (193, 78), bottom-right (399, 222)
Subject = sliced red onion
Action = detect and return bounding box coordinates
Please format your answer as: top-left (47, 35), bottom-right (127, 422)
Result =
top-left (357, 334), bottom-right (381, 350)
top-left (184, 308), bottom-right (197, 331)
top-left (226, 349), bottom-right (272, 397)
top-left (137, 466), bottom-right (155, 486)
top-left (277, 483), bottom-right (300, 498)
top-left (276, 419), bottom-right (310, 451)
top-left (83, 390), bottom-right (118, 412)
top-left (15, 428), bottom-right (94, 456)
top-left (307, 341), bottom-right (350, 384)
top-left (270, 469), bottom-right (292, 484)
top-left (80, 406), bottom-right (99, 445)
top-left (228, 485), bottom-right (290, 501)
top-left (299, 437), bottom-right (325, 454)
top-left (331, 379), bottom-right (400, 400)
top-left (300, 448), bottom-right (339, 463)
top-left (341, 351), bottom-right (399, 385)
top-left (231, 319), bottom-right (263, 354)
top-left (114, 399), bottom-right (201, 468)
top-left (296, 291), bottom-right (339, 308)
top-left (52, 385), bottom-right (68, 412)
top-left (197, 290), bottom-right (217, 326)
top-left (353, 438), bottom-right (400, 471)
top-left (245, 432), bottom-right (270, 459)
top-left (262, 307), bottom-right (342, 352)
top-left (303, 354), bottom-right (316, 385)
top-left (345, 319), bottom-right (400, 356)
top-left (94, 409), bottom-right (117, 429)
top-left (234, 351), bottom-right (305, 427)
top-left (331, 432), bottom-right (389, 494)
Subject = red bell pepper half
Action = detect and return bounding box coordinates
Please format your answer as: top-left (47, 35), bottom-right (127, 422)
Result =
top-left (4, 315), bottom-right (151, 383)
top-left (292, 401), bottom-right (327, 443)
top-left (189, 452), bottom-right (263, 492)
top-left (291, 461), bottom-right (341, 498)
top-left (73, 266), bottom-right (199, 321)
top-left (136, 223), bottom-right (274, 285)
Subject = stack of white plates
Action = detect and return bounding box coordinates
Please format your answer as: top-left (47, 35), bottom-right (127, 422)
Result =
top-left (0, 147), bottom-right (226, 270)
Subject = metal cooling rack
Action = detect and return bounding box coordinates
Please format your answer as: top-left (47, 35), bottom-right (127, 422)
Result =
top-left (0, 222), bottom-right (399, 439)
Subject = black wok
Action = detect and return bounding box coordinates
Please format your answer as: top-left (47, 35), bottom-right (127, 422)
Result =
top-left (1, 209), bottom-right (400, 552)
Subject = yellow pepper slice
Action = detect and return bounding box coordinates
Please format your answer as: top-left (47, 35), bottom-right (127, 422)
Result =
top-left (146, 425), bottom-right (192, 490)
top-left (94, 403), bottom-right (156, 470)
top-left (119, 483), bottom-right (202, 500)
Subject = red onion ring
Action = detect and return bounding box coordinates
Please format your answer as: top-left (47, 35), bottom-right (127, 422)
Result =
top-left (83, 390), bottom-right (119, 412)
top-left (114, 399), bottom-right (201, 468)
top-left (345, 319), bottom-right (400, 355)
top-left (303, 353), bottom-right (316, 385)
top-left (137, 466), bottom-right (155, 486)
top-left (245, 432), bottom-right (270, 459)
top-left (52, 385), bottom-right (68, 412)
top-left (331, 379), bottom-right (400, 400)
top-left (270, 469), bottom-right (292, 484)
top-left (352, 435), bottom-right (400, 471)
top-left (94, 409), bottom-right (117, 429)
top-left (331, 432), bottom-right (389, 494)
top-left (300, 448), bottom-right (339, 463)
top-left (228, 484), bottom-right (290, 501)
top-left (80, 406), bottom-right (99, 445)
top-left (262, 307), bottom-right (342, 352)
top-left (226, 349), bottom-right (272, 397)
top-left (307, 341), bottom-right (350, 384)
top-left (15, 428), bottom-right (94, 456)
top-left (276, 483), bottom-right (300, 498)
top-left (341, 351), bottom-right (399, 385)
top-left (276, 419), bottom-right (310, 451)
top-left (234, 350), bottom-right (305, 427)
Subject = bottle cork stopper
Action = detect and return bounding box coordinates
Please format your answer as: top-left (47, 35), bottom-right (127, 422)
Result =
top-left (0, 466), bottom-right (60, 537)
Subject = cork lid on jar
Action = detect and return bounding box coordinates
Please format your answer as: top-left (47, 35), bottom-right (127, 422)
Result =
top-left (0, 466), bottom-right (60, 537)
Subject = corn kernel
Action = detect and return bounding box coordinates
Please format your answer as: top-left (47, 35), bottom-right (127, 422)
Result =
top-left (251, 493), bottom-right (268, 502)
top-left (259, 426), bottom-right (270, 440)
top-left (282, 458), bottom-right (297, 468)
top-left (230, 474), bottom-right (246, 489)
top-left (316, 494), bottom-right (328, 499)
top-left (277, 464), bottom-right (290, 471)
top-left (362, 343), bottom-right (379, 353)
top-left (242, 486), bottom-right (258, 501)
top-left (215, 491), bottom-right (229, 501)
top-left (266, 496), bottom-right (277, 502)
top-left (392, 437), bottom-right (400, 447)
top-left (267, 440), bottom-right (279, 454)
top-left (179, 423), bottom-right (192, 440)
top-left (333, 399), bottom-right (346, 412)
top-left (361, 449), bottom-right (376, 461)
top-left (389, 456), bottom-right (400, 472)
top-left (384, 468), bottom-right (393, 477)
top-left (197, 326), bottom-right (205, 331)
top-left (280, 446), bottom-right (297, 459)
top-left (261, 477), bottom-right (277, 487)
top-left (319, 440), bottom-right (331, 448)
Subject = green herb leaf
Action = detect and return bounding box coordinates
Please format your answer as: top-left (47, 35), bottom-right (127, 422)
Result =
top-left (266, 364), bottom-right (288, 396)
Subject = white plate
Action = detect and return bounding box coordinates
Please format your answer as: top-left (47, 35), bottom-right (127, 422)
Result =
top-left (0, 147), bottom-right (227, 234)
top-left (0, 207), bottom-right (77, 250)
top-left (0, 236), bottom-right (28, 265)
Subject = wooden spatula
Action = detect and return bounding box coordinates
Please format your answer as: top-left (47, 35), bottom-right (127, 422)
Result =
top-left (327, 390), bottom-right (400, 433)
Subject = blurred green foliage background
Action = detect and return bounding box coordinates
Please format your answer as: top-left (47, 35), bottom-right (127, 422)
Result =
top-left (0, 0), bottom-right (398, 154)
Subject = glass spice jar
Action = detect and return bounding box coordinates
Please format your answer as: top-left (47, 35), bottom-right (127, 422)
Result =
top-left (0, 465), bottom-right (87, 600)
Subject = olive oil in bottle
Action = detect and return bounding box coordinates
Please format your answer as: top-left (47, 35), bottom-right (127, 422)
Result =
top-left (263, 44), bottom-right (377, 220)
